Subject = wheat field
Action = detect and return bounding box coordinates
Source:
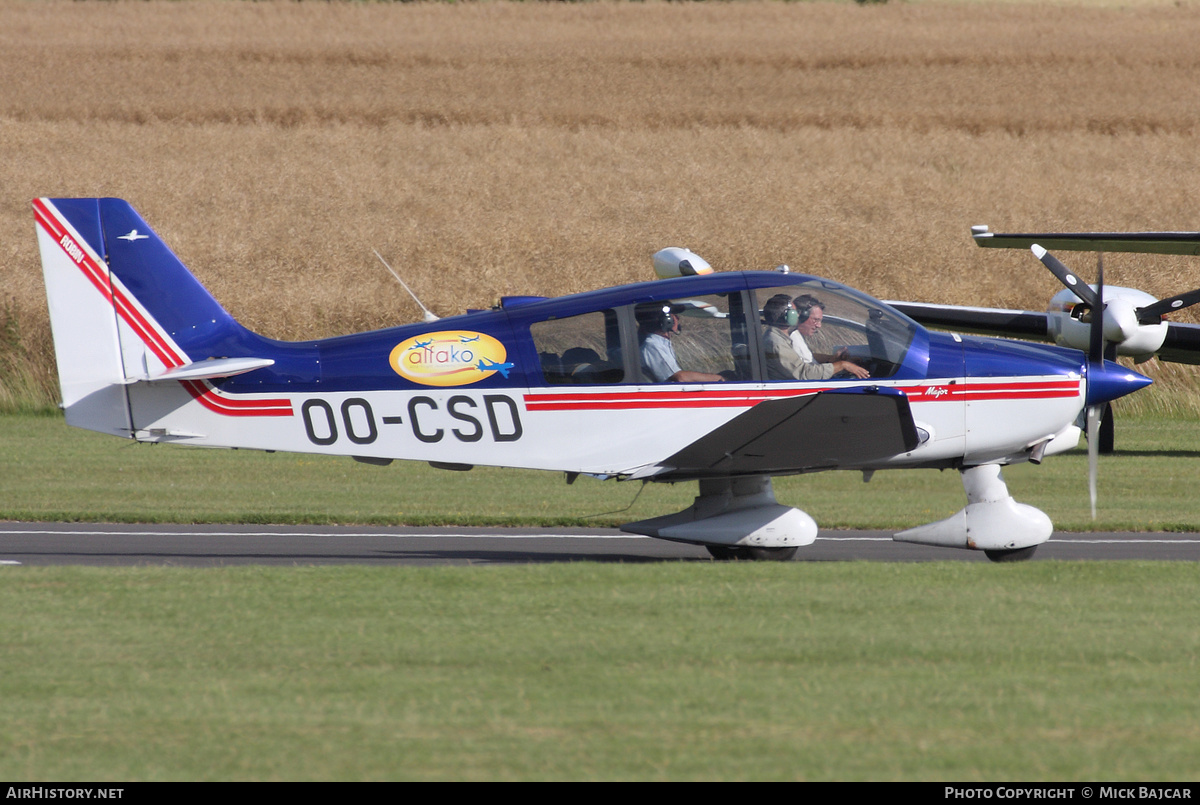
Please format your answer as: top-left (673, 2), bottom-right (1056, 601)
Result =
top-left (3, 0), bottom-right (1200, 408)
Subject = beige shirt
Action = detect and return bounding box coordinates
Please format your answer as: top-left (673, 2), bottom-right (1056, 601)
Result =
top-left (763, 327), bottom-right (834, 381)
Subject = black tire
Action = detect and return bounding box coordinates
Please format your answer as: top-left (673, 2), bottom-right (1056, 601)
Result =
top-left (706, 545), bottom-right (798, 561)
top-left (984, 546), bottom-right (1038, 563)
top-left (706, 545), bottom-right (746, 561)
top-left (745, 546), bottom-right (799, 561)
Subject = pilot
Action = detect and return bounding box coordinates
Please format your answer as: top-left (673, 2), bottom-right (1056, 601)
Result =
top-left (761, 294), bottom-right (869, 381)
top-left (636, 303), bottom-right (725, 383)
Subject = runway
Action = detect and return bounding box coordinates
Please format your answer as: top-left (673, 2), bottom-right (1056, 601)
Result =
top-left (2, 522), bottom-right (1199, 566)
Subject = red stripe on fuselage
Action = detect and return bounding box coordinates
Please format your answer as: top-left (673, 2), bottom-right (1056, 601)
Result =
top-left (180, 380), bottom-right (294, 417)
top-left (524, 387), bottom-right (823, 411)
top-left (524, 379), bottom-right (1080, 411)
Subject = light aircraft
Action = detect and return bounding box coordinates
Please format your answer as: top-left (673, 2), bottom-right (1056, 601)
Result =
top-left (889, 227), bottom-right (1200, 452)
top-left (34, 198), bottom-right (1152, 562)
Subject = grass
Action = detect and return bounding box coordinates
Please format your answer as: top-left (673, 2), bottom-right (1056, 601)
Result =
top-left (3, 402), bottom-right (1200, 782)
top-left (1, 410), bottom-right (1198, 532)
top-left (3, 561), bottom-right (1199, 781)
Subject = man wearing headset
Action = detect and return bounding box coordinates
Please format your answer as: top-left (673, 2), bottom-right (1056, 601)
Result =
top-left (636, 303), bottom-right (726, 383)
top-left (762, 294), bottom-right (870, 381)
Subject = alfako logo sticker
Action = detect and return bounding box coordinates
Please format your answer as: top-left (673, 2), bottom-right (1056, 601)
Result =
top-left (389, 331), bottom-right (514, 387)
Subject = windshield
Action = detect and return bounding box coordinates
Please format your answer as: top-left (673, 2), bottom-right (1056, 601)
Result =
top-left (755, 279), bottom-right (920, 380)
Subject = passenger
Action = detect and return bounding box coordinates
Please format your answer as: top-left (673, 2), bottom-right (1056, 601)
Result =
top-left (761, 294), bottom-right (869, 381)
top-left (636, 303), bottom-right (725, 383)
top-left (789, 294), bottom-right (870, 379)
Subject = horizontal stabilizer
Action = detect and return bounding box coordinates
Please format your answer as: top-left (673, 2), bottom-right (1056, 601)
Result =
top-left (132, 357), bottom-right (276, 384)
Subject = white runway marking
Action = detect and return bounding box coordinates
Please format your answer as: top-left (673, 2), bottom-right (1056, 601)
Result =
top-left (807, 534), bottom-right (1200, 543)
top-left (0, 527), bottom-right (650, 540)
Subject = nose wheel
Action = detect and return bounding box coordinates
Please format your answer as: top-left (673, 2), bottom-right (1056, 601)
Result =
top-left (983, 546), bottom-right (1038, 562)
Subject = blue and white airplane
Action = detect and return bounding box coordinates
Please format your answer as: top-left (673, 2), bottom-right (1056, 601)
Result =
top-left (33, 198), bottom-right (1152, 561)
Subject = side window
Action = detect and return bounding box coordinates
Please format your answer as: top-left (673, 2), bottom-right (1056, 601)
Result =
top-left (531, 309), bottom-right (624, 385)
top-left (631, 293), bottom-right (749, 383)
top-left (671, 295), bottom-right (739, 379)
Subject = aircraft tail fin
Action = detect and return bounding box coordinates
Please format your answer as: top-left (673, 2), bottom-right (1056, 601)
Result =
top-left (33, 198), bottom-right (270, 436)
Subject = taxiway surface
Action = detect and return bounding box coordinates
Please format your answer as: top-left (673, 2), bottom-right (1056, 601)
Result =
top-left (2, 522), bottom-right (1198, 566)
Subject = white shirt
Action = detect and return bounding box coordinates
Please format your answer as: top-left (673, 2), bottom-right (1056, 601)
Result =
top-left (790, 331), bottom-right (815, 363)
top-left (640, 333), bottom-right (682, 382)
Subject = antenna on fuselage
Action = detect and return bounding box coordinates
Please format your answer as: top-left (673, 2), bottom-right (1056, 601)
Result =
top-left (373, 249), bottom-right (439, 322)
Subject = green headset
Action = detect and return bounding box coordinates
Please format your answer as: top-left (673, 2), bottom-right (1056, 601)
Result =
top-left (765, 294), bottom-right (800, 327)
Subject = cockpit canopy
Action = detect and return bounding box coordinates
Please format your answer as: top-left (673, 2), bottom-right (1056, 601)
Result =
top-left (526, 273), bottom-right (927, 386)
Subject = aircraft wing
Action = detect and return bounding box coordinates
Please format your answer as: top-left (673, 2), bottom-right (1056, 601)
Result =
top-left (889, 226), bottom-right (1200, 364)
top-left (1157, 322), bottom-right (1200, 364)
top-left (886, 301), bottom-right (1050, 341)
top-left (889, 300), bottom-right (1200, 365)
top-left (659, 387), bottom-right (920, 478)
top-left (971, 228), bottom-right (1200, 256)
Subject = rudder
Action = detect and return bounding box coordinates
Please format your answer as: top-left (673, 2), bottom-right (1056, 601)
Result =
top-left (33, 198), bottom-right (248, 436)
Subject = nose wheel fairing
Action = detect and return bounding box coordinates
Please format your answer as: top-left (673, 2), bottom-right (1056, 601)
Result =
top-left (894, 463), bottom-right (1051, 555)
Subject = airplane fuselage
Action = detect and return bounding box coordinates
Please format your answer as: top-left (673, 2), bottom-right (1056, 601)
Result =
top-left (102, 283), bottom-right (1092, 479)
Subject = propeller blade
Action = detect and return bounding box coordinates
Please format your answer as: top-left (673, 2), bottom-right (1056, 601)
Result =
top-left (1089, 253), bottom-right (1106, 367)
top-left (1086, 405), bottom-right (1100, 520)
top-left (1032, 244), bottom-right (1100, 308)
top-left (1087, 253), bottom-right (1104, 520)
top-left (1136, 287), bottom-right (1200, 324)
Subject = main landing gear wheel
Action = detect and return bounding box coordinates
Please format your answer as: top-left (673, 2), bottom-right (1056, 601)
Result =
top-left (984, 546), bottom-right (1038, 563)
top-left (705, 545), bottom-right (799, 562)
